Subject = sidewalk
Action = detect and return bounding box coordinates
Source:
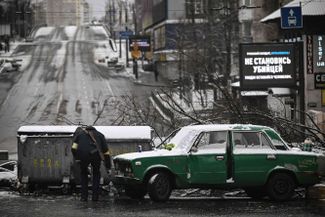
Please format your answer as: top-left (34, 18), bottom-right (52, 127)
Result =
top-left (0, 40), bottom-right (20, 58)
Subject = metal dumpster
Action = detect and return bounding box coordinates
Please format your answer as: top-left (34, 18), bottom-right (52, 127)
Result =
top-left (17, 125), bottom-right (152, 191)
top-left (17, 126), bottom-right (77, 191)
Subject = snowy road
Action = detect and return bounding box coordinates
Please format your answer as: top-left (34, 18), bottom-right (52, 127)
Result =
top-left (0, 25), bottom-right (163, 155)
top-left (0, 191), bottom-right (324, 217)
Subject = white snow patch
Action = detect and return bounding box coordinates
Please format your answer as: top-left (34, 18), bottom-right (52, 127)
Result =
top-left (95, 126), bottom-right (152, 140)
top-left (17, 125), bottom-right (152, 140)
top-left (0, 191), bottom-right (20, 198)
top-left (34, 27), bottom-right (55, 38)
top-left (64, 26), bottom-right (77, 39)
top-left (115, 148), bottom-right (186, 161)
top-left (50, 42), bottom-right (67, 69)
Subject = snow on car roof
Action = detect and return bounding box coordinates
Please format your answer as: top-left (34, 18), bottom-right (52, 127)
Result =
top-left (17, 125), bottom-right (152, 140)
top-left (182, 124), bottom-right (272, 131)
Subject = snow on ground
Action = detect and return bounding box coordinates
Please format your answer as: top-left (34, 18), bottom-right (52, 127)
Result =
top-left (0, 191), bottom-right (20, 198)
top-left (34, 27), bottom-right (55, 38)
top-left (64, 26), bottom-right (77, 39)
top-left (50, 42), bottom-right (67, 69)
top-left (158, 90), bottom-right (215, 113)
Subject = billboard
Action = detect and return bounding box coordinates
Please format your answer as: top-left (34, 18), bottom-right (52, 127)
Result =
top-left (240, 43), bottom-right (298, 90)
top-left (129, 35), bottom-right (151, 52)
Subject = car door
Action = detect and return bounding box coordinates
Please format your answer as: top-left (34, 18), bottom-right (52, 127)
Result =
top-left (187, 131), bottom-right (228, 185)
top-left (232, 131), bottom-right (277, 186)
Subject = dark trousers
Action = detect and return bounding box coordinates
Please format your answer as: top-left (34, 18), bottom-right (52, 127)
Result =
top-left (80, 156), bottom-right (101, 200)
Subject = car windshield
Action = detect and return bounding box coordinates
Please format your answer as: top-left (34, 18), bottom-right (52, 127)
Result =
top-left (158, 128), bottom-right (200, 150)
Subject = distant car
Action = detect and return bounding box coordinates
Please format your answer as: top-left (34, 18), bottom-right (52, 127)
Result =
top-left (0, 60), bottom-right (14, 73)
top-left (0, 161), bottom-right (17, 186)
top-left (0, 59), bottom-right (22, 72)
top-left (113, 124), bottom-right (323, 202)
top-left (98, 58), bottom-right (106, 63)
top-left (107, 56), bottom-right (118, 65)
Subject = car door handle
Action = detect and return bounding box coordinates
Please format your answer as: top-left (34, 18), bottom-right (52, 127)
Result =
top-left (215, 155), bottom-right (224, 161)
top-left (267, 154), bottom-right (276, 160)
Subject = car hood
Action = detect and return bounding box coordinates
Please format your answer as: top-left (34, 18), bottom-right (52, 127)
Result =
top-left (114, 148), bottom-right (186, 161)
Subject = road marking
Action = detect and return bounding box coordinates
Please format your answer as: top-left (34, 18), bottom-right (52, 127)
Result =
top-left (105, 80), bottom-right (115, 98)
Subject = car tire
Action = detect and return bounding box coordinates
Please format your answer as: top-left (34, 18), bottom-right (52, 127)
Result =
top-left (125, 186), bottom-right (147, 199)
top-left (267, 173), bottom-right (295, 201)
top-left (244, 187), bottom-right (266, 199)
top-left (147, 172), bottom-right (172, 202)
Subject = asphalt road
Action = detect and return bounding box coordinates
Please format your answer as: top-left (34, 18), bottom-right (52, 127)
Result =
top-left (0, 191), bottom-right (324, 217)
top-left (0, 25), bottom-right (164, 155)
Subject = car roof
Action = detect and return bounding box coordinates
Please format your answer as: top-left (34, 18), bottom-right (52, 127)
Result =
top-left (182, 124), bottom-right (272, 132)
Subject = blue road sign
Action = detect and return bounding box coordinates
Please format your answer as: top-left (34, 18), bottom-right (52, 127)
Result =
top-left (119, 31), bottom-right (134, 39)
top-left (281, 6), bottom-right (303, 29)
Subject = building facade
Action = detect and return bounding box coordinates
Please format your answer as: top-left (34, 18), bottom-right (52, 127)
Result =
top-left (105, 0), bottom-right (134, 38)
top-left (46, 0), bottom-right (88, 26)
top-left (241, 0), bottom-right (325, 133)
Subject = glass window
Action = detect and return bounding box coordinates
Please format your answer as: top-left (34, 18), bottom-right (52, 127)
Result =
top-left (185, 0), bottom-right (205, 18)
top-left (240, 0), bottom-right (251, 6)
top-left (154, 26), bottom-right (165, 50)
top-left (233, 132), bottom-right (272, 150)
top-left (265, 129), bottom-right (288, 150)
top-left (241, 21), bottom-right (252, 37)
top-left (261, 133), bottom-right (272, 148)
top-left (196, 131), bottom-right (227, 150)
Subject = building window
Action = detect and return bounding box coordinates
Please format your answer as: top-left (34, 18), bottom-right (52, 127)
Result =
top-left (186, 0), bottom-right (205, 18)
top-left (241, 21), bottom-right (252, 37)
top-left (240, 0), bottom-right (251, 7)
top-left (154, 25), bottom-right (166, 50)
top-left (195, 131), bottom-right (227, 150)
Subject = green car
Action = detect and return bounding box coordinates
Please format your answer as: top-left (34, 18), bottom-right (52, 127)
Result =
top-left (113, 124), bottom-right (323, 202)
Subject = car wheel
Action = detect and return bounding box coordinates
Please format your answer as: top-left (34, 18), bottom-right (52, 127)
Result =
top-left (147, 172), bottom-right (172, 202)
top-left (267, 173), bottom-right (295, 201)
top-left (244, 187), bottom-right (266, 199)
top-left (125, 186), bottom-right (147, 199)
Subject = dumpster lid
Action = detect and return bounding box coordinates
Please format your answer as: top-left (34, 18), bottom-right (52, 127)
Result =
top-left (17, 125), bottom-right (77, 134)
top-left (17, 125), bottom-right (152, 140)
top-left (95, 126), bottom-right (152, 140)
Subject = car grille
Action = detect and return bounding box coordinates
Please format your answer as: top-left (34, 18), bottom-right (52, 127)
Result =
top-left (114, 160), bottom-right (133, 177)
